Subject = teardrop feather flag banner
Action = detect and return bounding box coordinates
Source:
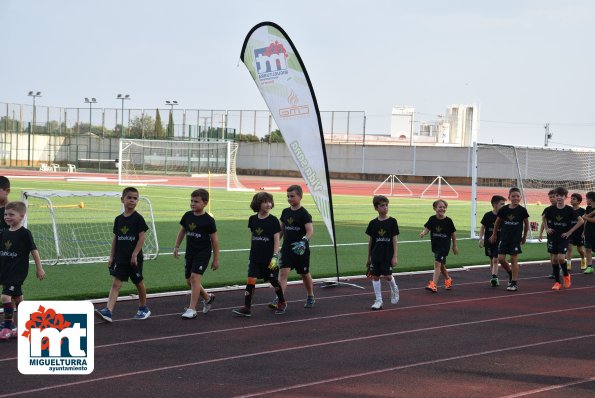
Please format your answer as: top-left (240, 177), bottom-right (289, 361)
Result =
top-left (240, 22), bottom-right (337, 247)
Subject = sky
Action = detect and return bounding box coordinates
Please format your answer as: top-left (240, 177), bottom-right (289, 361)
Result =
top-left (1, 0), bottom-right (594, 148)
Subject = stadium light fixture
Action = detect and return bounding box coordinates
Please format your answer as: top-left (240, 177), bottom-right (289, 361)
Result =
top-left (27, 91), bottom-right (42, 166)
top-left (116, 94), bottom-right (131, 138)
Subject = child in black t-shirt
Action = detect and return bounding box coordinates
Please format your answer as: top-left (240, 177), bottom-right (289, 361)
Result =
top-left (365, 195), bottom-right (399, 310)
top-left (489, 187), bottom-right (529, 291)
top-left (0, 201), bottom-right (45, 339)
top-left (420, 199), bottom-right (458, 293)
top-left (95, 187), bottom-right (150, 323)
top-left (583, 191), bottom-right (595, 274)
top-left (174, 188), bottom-right (219, 319)
top-left (479, 195), bottom-right (512, 287)
top-left (567, 193), bottom-right (586, 270)
top-left (233, 192), bottom-right (286, 317)
top-left (540, 187), bottom-right (583, 290)
top-left (539, 190), bottom-right (558, 278)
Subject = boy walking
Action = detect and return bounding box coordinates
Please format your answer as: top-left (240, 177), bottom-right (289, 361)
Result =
top-left (479, 195), bottom-right (512, 286)
top-left (567, 193), bottom-right (587, 270)
top-left (581, 191), bottom-right (595, 274)
top-left (95, 187), bottom-right (151, 322)
top-left (0, 201), bottom-right (45, 339)
top-left (540, 187), bottom-right (583, 290)
top-left (420, 199), bottom-right (458, 293)
top-left (0, 176), bottom-right (10, 234)
top-left (233, 192), bottom-right (286, 316)
top-left (489, 187), bottom-right (530, 291)
top-left (365, 195), bottom-right (400, 310)
top-left (271, 185), bottom-right (315, 309)
top-left (174, 188), bottom-right (219, 319)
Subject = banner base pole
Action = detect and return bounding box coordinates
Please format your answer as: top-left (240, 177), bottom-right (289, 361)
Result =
top-left (319, 278), bottom-right (365, 290)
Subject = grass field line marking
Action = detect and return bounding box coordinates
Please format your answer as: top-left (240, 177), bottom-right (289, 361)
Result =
top-left (234, 333), bottom-right (595, 398)
top-left (498, 376), bottom-right (595, 398)
top-left (2, 319), bottom-right (594, 397)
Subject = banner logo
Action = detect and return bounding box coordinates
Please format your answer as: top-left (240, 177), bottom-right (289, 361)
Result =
top-left (280, 90), bottom-right (309, 118)
top-left (18, 301), bottom-right (94, 375)
top-left (254, 41), bottom-right (289, 84)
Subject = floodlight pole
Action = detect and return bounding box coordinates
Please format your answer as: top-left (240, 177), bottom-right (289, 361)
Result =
top-left (27, 91), bottom-right (42, 167)
top-left (165, 100), bottom-right (179, 139)
top-left (84, 97), bottom-right (97, 159)
top-left (116, 94), bottom-right (131, 138)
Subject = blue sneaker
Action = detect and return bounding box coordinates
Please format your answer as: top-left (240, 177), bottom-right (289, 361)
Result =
top-left (304, 296), bottom-right (315, 308)
top-left (134, 306), bottom-right (151, 320)
top-left (94, 307), bottom-right (113, 323)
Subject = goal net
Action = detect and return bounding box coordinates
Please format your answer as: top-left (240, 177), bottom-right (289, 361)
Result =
top-left (471, 143), bottom-right (595, 239)
top-left (118, 139), bottom-right (251, 191)
top-left (22, 191), bottom-right (159, 266)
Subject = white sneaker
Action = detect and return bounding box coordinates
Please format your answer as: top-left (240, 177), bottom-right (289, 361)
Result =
top-left (371, 299), bottom-right (383, 310)
top-left (391, 287), bottom-right (400, 304)
top-left (202, 293), bottom-right (216, 314)
top-left (181, 308), bottom-right (197, 319)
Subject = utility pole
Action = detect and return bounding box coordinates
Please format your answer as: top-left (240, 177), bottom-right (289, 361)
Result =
top-left (544, 123), bottom-right (552, 147)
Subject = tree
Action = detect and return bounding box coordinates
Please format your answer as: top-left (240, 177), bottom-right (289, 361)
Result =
top-left (154, 109), bottom-right (164, 139)
top-left (236, 133), bottom-right (260, 142)
top-left (167, 111), bottom-right (175, 139)
top-left (129, 114), bottom-right (156, 139)
top-left (261, 129), bottom-right (284, 143)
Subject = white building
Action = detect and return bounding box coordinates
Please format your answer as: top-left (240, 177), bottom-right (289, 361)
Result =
top-left (390, 106), bottom-right (414, 139)
top-left (445, 104), bottom-right (479, 146)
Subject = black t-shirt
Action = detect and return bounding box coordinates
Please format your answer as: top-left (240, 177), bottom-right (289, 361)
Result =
top-left (497, 204), bottom-right (530, 242)
top-left (366, 217), bottom-right (399, 265)
top-left (424, 215), bottom-right (456, 254)
top-left (585, 205), bottom-right (594, 235)
top-left (179, 211), bottom-right (217, 260)
top-left (248, 214), bottom-right (281, 264)
top-left (543, 205), bottom-right (578, 235)
top-left (0, 227), bottom-right (37, 285)
top-left (113, 211), bottom-right (149, 264)
top-left (280, 207), bottom-right (312, 250)
top-left (570, 207), bottom-right (586, 236)
top-left (480, 211), bottom-right (499, 241)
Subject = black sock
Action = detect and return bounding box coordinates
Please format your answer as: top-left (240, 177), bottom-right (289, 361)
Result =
top-left (244, 284), bottom-right (255, 308)
top-left (270, 279), bottom-right (285, 302)
top-left (553, 264), bottom-right (561, 282)
top-left (560, 261), bottom-right (569, 277)
top-left (492, 274), bottom-right (497, 278)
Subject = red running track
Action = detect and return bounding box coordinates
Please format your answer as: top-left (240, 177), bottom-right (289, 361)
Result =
top-left (1, 262), bottom-right (594, 397)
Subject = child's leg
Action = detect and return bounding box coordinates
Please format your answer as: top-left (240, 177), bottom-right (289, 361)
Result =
top-left (106, 277), bottom-right (123, 312)
top-left (135, 281), bottom-right (147, 307)
top-left (577, 245), bottom-right (585, 261)
top-left (490, 257), bottom-right (499, 276)
top-left (385, 274), bottom-right (398, 290)
top-left (566, 244), bottom-right (574, 263)
top-left (244, 277), bottom-right (257, 308)
top-left (278, 267), bottom-right (290, 292)
top-left (187, 273), bottom-right (203, 311)
top-left (559, 254), bottom-right (569, 277)
top-left (2, 294), bottom-right (14, 329)
top-left (372, 276), bottom-right (382, 301)
top-left (440, 263), bottom-right (450, 280)
top-left (433, 261), bottom-right (441, 284)
top-left (551, 253), bottom-right (561, 282)
top-left (510, 254), bottom-right (519, 282)
top-left (498, 254), bottom-right (512, 281)
top-left (301, 272), bottom-right (314, 296)
top-left (270, 277), bottom-right (285, 303)
top-left (587, 248), bottom-right (593, 266)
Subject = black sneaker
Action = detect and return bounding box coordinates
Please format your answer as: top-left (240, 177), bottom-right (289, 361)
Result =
top-left (232, 307), bottom-right (252, 317)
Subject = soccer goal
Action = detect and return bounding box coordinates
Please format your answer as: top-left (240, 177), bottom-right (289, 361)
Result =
top-left (22, 191), bottom-right (159, 266)
top-left (118, 139), bottom-right (251, 191)
top-left (470, 143), bottom-right (595, 239)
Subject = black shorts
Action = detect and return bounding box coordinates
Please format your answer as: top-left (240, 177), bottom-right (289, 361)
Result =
top-left (184, 256), bottom-right (210, 278)
top-left (569, 233), bottom-right (584, 247)
top-left (110, 261), bottom-right (144, 284)
top-left (485, 242), bottom-right (499, 259)
top-left (280, 248), bottom-right (310, 275)
top-left (498, 239), bottom-right (522, 256)
top-left (433, 251), bottom-right (448, 264)
top-left (2, 284), bottom-right (23, 297)
top-left (369, 262), bottom-right (393, 277)
top-left (547, 235), bottom-right (569, 255)
top-left (247, 261), bottom-right (278, 282)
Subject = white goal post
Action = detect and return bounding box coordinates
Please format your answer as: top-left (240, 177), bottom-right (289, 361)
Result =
top-left (22, 191), bottom-right (159, 266)
top-left (471, 142), bottom-right (595, 240)
top-left (118, 138), bottom-right (251, 191)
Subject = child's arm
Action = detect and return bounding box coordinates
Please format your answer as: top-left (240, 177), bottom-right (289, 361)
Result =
top-left (538, 215), bottom-right (546, 241)
top-left (521, 218), bottom-right (529, 244)
top-left (583, 210), bottom-right (595, 222)
top-left (210, 232), bottom-right (220, 270)
top-left (489, 218), bottom-right (501, 244)
top-left (31, 249), bottom-right (45, 280)
top-left (269, 232), bottom-right (281, 270)
top-left (279, 221), bottom-right (285, 241)
top-left (562, 216), bottom-right (584, 238)
top-left (419, 227), bottom-right (430, 238)
top-left (108, 236), bottom-right (116, 267)
top-left (366, 237), bottom-right (372, 267)
top-left (478, 225), bottom-right (485, 247)
top-left (173, 226), bottom-right (186, 259)
top-left (451, 232), bottom-right (458, 255)
top-left (391, 235), bottom-right (398, 267)
top-left (130, 231), bottom-right (145, 266)
top-left (304, 222), bottom-right (314, 241)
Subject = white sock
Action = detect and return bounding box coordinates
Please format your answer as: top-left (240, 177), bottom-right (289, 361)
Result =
top-left (388, 277), bottom-right (398, 292)
top-left (372, 280), bottom-right (382, 301)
